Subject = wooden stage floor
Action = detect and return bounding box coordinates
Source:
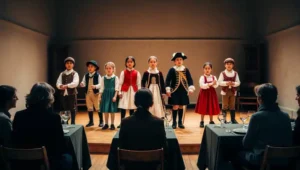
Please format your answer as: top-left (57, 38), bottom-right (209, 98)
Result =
top-left (77, 109), bottom-right (243, 154)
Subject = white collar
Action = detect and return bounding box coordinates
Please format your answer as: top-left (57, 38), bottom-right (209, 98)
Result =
top-left (105, 74), bottom-right (115, 78)
top-left (64, 69), bottom-right (74, 75)
top-left (225, 69), bottom-right (234, 74)
top-left (147, 67), bottom-right (159, 73)
top-left (88, 72), bottom-right (96, 77)
top-left (126, 68), bottom-right (134, 71)
top-left (173, 65), bottom-right (185, 71)
top-left (204, 74), bottom-right (212, 77)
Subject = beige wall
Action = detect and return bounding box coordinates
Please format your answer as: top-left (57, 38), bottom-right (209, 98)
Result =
top-left (0, 20), bottom-right (49, 115)
top-left (0, 0), bottom-right (55, 35)
top-left (266, 25), bottom-right (300, 113)
top-left (69, 39), bottom-right (246, 103)
top-left (56, 0), bottom-right (254, 40)
top-left (58, 0), bottom-right (250, 104)
top-left (255, 0), bottom-right (300, 36)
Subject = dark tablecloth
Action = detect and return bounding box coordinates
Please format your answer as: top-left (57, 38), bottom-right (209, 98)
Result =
top-left (197, 124), bottom-right (245, 170)
top-left (106, 127), bottom-right (185, 170)
top-left (64, 125), bottom-right (92, 170)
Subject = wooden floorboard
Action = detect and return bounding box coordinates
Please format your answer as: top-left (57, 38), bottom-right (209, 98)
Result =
top-left (90, 154), bottom-right (202, 170)
top-left (76, 109), bottom-right (245, 154)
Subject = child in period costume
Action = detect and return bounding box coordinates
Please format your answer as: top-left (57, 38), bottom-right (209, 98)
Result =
top-left (218, 58), bottom-right (240, 123)
top-left (141, 56), bottom-right (166, 118)
top-left (80, 60), bottom-right (103, 127)
top-left (166, 52), bottom-right (195, 129)
top-left (118, 56), bottom-right (141, 128)
top-left (195, 62), bottom-right (220, 128)
top-left (100, 62), bottom-right (119, 130)
top-left (56, 57), bottom-right (79, 124)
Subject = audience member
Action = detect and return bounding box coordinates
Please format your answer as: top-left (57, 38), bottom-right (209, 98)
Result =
top-left (293, 85), bottom-right (300, 145)
top-left (12, 82), bottom-right (72, 170)
top-left (119, 88), bottom-right (167, 170)
top-left (232, 83), bottom-right (293, 169)
top-left (0, 85), bottom-right (17, 147)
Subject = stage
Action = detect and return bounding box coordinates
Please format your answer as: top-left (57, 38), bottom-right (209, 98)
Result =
top-left (77, 109), bottom-right (243, 154)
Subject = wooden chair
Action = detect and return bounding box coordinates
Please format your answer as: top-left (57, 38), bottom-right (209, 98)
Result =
top-left (0, 146), bottom-right (50, 170)
top-left (260, 145), bottom-right (300, 170)
top-left (118, 148), bottom-right (164, 170)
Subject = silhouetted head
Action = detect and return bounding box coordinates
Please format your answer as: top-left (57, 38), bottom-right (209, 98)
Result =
top-left (254, 83), bottom-right (278, 106)
top-left (134, 88), bottom-right (153, 110)
top-left (26, 82), bottom-right (55, 109)
top-left (0, 85), bottom-right (18, 111)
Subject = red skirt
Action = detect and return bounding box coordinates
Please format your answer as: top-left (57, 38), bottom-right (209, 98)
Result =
top-left (195, 87), bottom-right (220, 115)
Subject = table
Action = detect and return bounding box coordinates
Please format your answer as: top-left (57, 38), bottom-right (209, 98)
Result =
top-left (106, 127), bottom-right (185, 170)
top-left (64, 125), bottom-right (92, 170)
top-left (197, 124), bottom-right (245, 170)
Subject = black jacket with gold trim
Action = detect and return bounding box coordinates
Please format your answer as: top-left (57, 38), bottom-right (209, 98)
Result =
top-left (165, 66), bottom-right (194, 93)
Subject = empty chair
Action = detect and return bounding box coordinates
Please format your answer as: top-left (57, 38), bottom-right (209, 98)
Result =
top-left (0, 146), bottom-right (50, 170)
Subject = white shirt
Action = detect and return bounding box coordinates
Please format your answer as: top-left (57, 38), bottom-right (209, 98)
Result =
top-left (119, 68), bottom-right (141, 95)
top-left (173, 65), bottom-right (185, 71)
top-left (80, 72), bottom-right (101, 89)
top-left (100, 74), bottom-right (119, 93)
top-left (199, 75), bottom-right (218, 89)
top-left (218, 69), bottom-right (240, 95)
top-left (56, 69), bottom-right (79, 96)
top-left (147, 67), bottom-right (159, 74)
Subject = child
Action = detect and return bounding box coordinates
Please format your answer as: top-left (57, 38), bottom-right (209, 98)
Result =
top-left (195, 62), bottom-right (220, 128)
top-left (56, 57), bottom-right (79, 124)
top-left (100, 62), bottom-right (119, 130)
top-left (166, 52), bottom-right (195, 129)
top-left (141, 56), bottom-right (166, 118)
top-left (218, 58), bottom-right (240, 123)
top-left (118, 56), bottom-right (141, 128)
top-left (80, 60), bottom-right (103, 127)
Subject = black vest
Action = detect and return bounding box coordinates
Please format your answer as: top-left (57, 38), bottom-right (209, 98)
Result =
top-left (85, 72), bottom-right (100, 94)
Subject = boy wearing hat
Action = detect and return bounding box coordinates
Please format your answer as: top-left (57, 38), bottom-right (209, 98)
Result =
top-left (218, 58), bottom-right (241, 123)
top-left (166, 52), bottom-right (195, 129)
top-left (80, 60), bottom-right (103, 127)
top-left (56, 57), bottom-right (79, 124)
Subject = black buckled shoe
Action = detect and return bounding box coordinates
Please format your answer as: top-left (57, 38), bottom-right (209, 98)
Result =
top-left (209, 121), bottom-right (215, 124)
top-left (172, 122), bottom-right (177, 129)
top-left (99, 121), bottom-right (104, 127)
top-left (110, 124), bottom-right (116, 130)
top-left (85, 122), bottom-right (94, 127)
top-left (178, 122), bottom-right (185, 129)
top-left (200, 121), bottom-right (204, 128)
top-left (102, 124), bottom-right (109, 130)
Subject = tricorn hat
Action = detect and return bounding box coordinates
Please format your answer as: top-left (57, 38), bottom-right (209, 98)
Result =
top-left (86, 60), bottom-right (99, 70)
top-left (171, 52), bottom-right (187, 61)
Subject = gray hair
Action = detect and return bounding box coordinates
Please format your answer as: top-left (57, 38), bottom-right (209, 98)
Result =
top-left (26, 82), bottom-right (55, 108)
top-left (254, 83), bottom-right (278, 105)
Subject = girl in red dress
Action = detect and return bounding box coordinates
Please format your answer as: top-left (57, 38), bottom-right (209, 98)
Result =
top-left (195, 62), bottom-right (220, 128)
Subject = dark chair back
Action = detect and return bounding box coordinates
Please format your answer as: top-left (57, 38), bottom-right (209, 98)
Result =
top-left (118, 147), bottom-right (164, 170)
top-left (260, 145), bottom-right (300, 170)
top-left (0, 146), bottom-right (50, 170)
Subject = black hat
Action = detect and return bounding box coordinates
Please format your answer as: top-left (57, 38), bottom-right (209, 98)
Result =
top-left (64, 57), bottom-right (75, 64)
top-left (171, 52), bottom-right (187, 61)
top-left (86, 60), bottom-right (99, 70)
